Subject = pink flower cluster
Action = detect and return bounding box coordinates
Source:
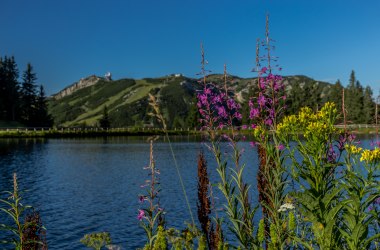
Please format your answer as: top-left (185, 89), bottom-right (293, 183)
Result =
top-left (249, 72), bottom-right (285, 130)
top-left (197, 83), bottom-right (242, 131)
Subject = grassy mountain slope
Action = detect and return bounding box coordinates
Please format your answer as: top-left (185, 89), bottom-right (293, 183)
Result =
top-left (49, 74), bottom-right (332, 128)
top-left (49, 75), bottom-right (197, 127)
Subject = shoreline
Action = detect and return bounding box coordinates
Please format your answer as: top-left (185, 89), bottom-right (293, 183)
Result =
top-left (0, 126), bottom-right (378, 138)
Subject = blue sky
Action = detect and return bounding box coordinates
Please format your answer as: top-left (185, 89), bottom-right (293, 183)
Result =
top-left (2, 0), bottom-right (380, 96)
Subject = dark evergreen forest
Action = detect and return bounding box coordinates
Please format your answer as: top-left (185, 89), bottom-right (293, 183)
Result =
top-left (0, 56), bottom-right (52, 127)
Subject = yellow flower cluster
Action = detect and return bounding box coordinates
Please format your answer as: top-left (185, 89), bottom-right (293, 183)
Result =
top-left (360, 148), bottom-right (380, 163)
top-left (276, 115), bottom-right (297, 134)
top-left (277, 102), bottom-right (338, 140)
top-left (304, 122), bottom-right (333, 140)
top-left (345, 145), bottom-right (363, 154)
top-left (317, 102), bottom-right (338, 121)
top-left (253, 125), bottom-right (265, 138)
top-left (298, 107), bottom-right (315, 127)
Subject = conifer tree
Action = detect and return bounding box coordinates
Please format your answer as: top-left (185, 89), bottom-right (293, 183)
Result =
top-left (362, 86), bottom-right (375, 124)
top-left (99, 105), bottom-right (111, 129)
top-left (0, 57), bottom-right (5, 120)
top-left (20, 63), bottom-right (37, 126)
top-left (327, 80), bottom-right (343, 121)
top-left (346, 70), bottom-right (364, 123)
top-left (1, 56), bottom-right (20, 121)
top-left (185, 96), bottom-right (200, 129)
top-left (35, 85), bottom-right (53, 127)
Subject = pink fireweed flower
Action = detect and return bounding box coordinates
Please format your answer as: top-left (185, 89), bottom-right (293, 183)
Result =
top-left (234, 112), bottom-right (242, 120)
top-left (264, 118), bottom-right (273, 126)
top-left (261, 67), bottom-right (268, 74)
top-left (204, 87), bottom-right (212, 95)
top-left (258, 94), bottom-right (266, 107)
top-left (212, 95), bottom-right (222, 104)
top-left (198, 94), bottom-right (208, 106)
top-left (227, 98), bottom-right (239, 109)
top-left (137, 209), bottom-right (145, 221)
top-left (217, 106), bottom-right (227, 119)
top-left (277, 144), bottom-right (285, 151)
top-left (250, 108), bottom-right (260, 119)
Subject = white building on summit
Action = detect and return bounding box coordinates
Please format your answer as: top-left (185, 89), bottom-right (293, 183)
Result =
top-left (105, 72), bottom-right (112, 81)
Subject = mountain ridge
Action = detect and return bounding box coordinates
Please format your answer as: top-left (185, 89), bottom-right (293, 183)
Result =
top-left (48, 74), bottom-right (333, 127)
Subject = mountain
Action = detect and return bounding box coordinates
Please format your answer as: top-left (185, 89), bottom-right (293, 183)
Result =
top-left (48, 74), bottom-right (333, 128)
top-left (53, 75), bottom-right (103, 100)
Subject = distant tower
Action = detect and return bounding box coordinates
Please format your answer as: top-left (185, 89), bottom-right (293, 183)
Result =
top-left (105, 72), bottom-right (112, 81)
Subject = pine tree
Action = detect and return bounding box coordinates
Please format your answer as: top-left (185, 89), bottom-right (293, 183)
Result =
top-left (1, 56), bottom-right (20, 121)
top-left (327, 80), bottom-right (343, 122)
top-left (355, 80), bottom-right (364, 123)
top-left (99, 105), bottom-right (111, 129)
top-left (362, 86), bottom-right (375, 124)
top-left (20, 63), bottom-right (38, 126)
top-left (185, 96), bottom-right (200, 129)
top-left (0, 57), bottom-right (5, 120)
top-left (172, 115), bottom-right (183, 129)
top-left (346, 70), bottom-right (364, 123)
top-left (35, 85), bottom-right (53, 127)
top-left (345, 71), bottom-right (356, 123)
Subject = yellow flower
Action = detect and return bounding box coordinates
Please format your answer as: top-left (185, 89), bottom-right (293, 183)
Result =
top-left (360, 148), bottom-right (380, 163)
top-left (253, 125), bottom-right (265, 138)
top-left (277, 103), bottom-right (338, 140)
top-left (298, 107), bottom-right (314, 126)
top-left (345, 145), bottom-right (363, 155)
top-left (276, 115), bottom-right (297, 134)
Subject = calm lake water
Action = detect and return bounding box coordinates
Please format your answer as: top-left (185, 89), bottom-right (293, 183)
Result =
top-left (0, 135), bottom-right (376, 249)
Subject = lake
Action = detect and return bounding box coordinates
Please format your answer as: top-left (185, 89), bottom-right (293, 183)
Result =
top-left (0, 135), bottom-right (376, 249)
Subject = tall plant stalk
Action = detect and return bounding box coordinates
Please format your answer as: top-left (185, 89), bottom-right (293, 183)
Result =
top-left (0, 174), bottom-right (32, 249)
top-left (148, 94), bottom-right (195, 226)
top-left (138, 138), bottom-right (166, 249)
top-left (196, 43), bottom-right (258, 248)
top-left (248, 14), bottom-right (290, 249)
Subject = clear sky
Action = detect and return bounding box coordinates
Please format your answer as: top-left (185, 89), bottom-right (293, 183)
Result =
top-left (2, 0), bottom-right (380, 96)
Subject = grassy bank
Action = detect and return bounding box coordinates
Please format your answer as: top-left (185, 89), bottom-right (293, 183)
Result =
top-left (0, 128), bottom-right (198, 138)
